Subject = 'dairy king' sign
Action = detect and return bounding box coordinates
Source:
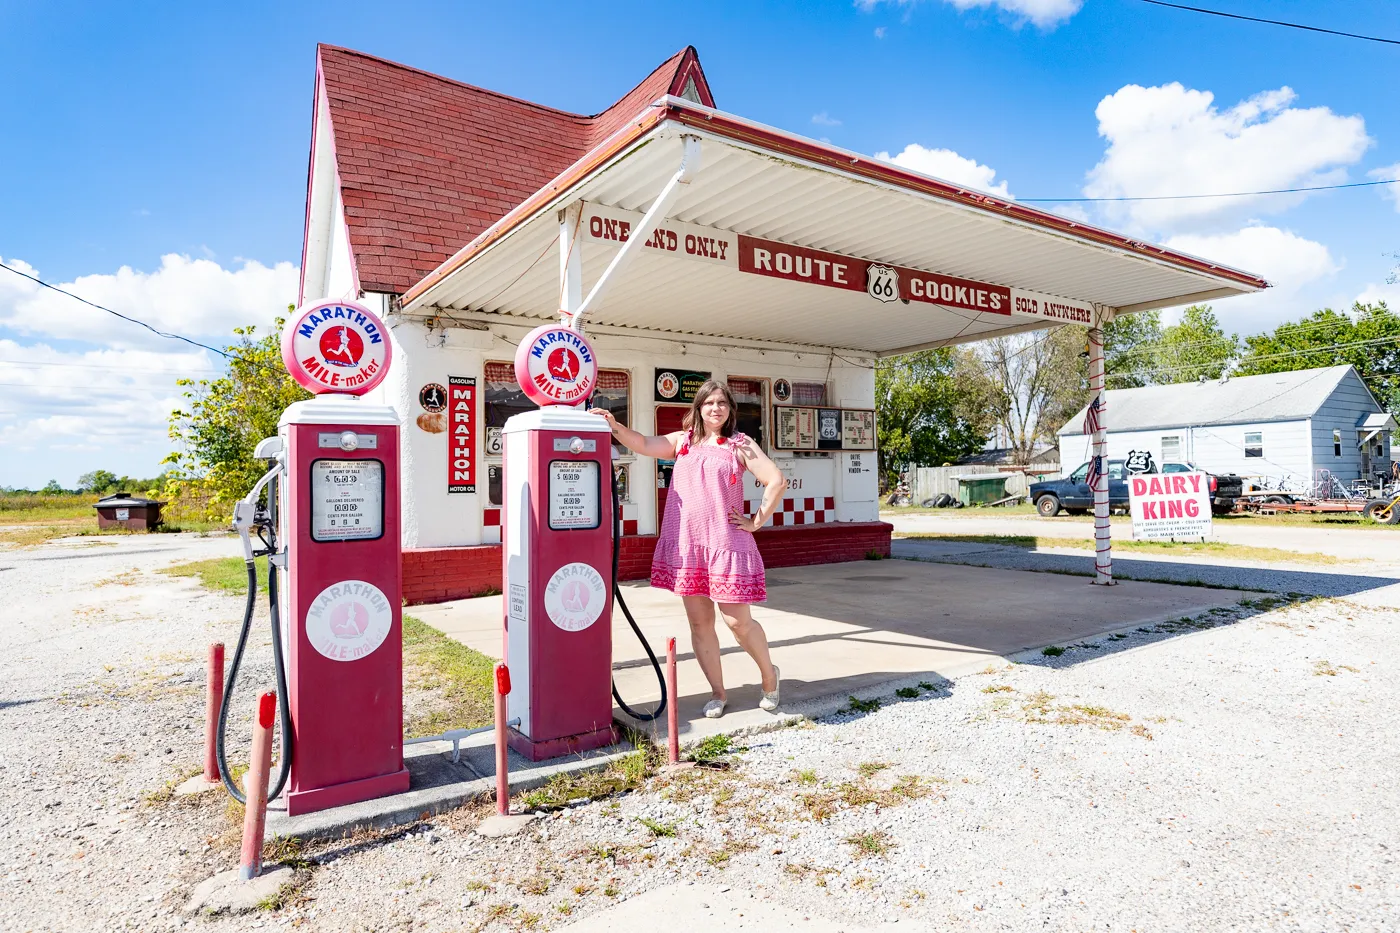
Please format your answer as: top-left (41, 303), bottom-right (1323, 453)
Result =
top-left (514, 324), bottom-right (598, 407)
top-left (1129, 472), bottom-right (1212, 541)
top-left (282, 299), bottom-right (391, 395)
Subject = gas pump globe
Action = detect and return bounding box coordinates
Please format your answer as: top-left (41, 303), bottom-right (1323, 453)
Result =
top-left (501, 324), bottom-right (619, 760)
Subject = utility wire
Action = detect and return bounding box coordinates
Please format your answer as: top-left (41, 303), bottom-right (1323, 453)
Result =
top-left (1021, 178), bottom-right (1398, 204)
top-left (1136, 0), bottom-right (1400, 47)
top-left (0, 260), bottom-right (235, 360)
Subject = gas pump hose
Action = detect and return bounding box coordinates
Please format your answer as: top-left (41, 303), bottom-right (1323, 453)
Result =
top-left (215, 497), bottom-right (294, 804)
top-left (610, 468), bottom-right (667, 723)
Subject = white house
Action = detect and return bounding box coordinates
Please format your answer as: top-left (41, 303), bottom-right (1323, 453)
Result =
top-left (1058, 365), bottom-right (1395, 491)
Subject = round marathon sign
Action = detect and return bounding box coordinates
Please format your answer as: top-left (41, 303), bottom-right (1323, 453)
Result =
top-left (282, 299), bottom-right (392, 395)
top-left (543, 562), bottom-right (608, 632)
top-left (514, 324), bottom-right (598, 407)
top-left (304, 580), bottom-right (394, 662)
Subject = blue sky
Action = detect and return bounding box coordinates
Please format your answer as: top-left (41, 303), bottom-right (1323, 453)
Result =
top-left (2, 0), bottom-right (1398, 488)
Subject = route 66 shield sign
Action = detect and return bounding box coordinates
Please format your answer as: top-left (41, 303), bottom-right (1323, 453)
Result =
top-left (867, 265), bottom-right (899, 303)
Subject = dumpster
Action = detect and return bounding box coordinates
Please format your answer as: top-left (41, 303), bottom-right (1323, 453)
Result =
top-left (955, 472), bottom-right (1013, 506)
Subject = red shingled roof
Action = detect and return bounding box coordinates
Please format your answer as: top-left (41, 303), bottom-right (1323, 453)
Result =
top-left (313, 44), bottom-right (714, 295)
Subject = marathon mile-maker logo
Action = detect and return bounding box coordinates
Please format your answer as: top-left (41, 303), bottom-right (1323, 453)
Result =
top-left (282, 300), bottom-right (391, 395)
top-left (513, 324), bottom-right (598, 407)
top-left (305, 580), bottom-right (394, 662)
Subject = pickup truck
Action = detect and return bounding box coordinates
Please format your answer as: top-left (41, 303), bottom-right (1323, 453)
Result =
top-left (1030, 461), bottom-right (1243, 517)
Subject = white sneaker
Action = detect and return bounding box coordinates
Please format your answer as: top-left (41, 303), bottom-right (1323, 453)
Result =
top-left (703, 698), bottom-right (727, 719)
top-left (759, 665), bottom-right (780, 713)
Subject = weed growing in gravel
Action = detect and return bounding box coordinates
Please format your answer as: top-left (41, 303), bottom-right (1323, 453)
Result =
top-left (263, 836), bottom-right (315, 870)
top-left (518, 911), bottom-right (542, 929)
top-left (845, 695), bottom-right (881, 713)
top-left (687, 733), bottom-right (745, 764)
top-left (518, 874), bottom-right (551, 896)
top-left (856, 761), bottom-right (892, 778)
top-left (571, 883), bottom-right (592, 896)
top-left (635, 816), bottom-right (677, 837)
top-left (1041, 645), bottom-right (1066, 657)
top-left (846, 830), bottom-right (897, 857)
top-left (918, 681), bottom-right (936, 690)
top-left (895, 687), bottom-right (920, 698)
top-left (603, 885), bottom-right (620, 897)
top-left (981, 684), bottom-right (1014, 693)
top-left (1313, 660), bottom-right (1339, 676)
top-left (794, 768), bottom-right (818, 785)
top-left (518, 743), bottom-right (664, 809)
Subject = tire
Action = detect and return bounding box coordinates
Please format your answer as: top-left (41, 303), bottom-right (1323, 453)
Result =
top-left (934, 493), bottom-right (954, 508)
top-left (1363, 498), bottom-right (1400, 524)
top-left (1036, 495), bottom-right (1062, 517)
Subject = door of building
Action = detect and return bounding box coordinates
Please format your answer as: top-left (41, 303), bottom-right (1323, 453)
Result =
top-left (655, 405), bottom-right (689, 530)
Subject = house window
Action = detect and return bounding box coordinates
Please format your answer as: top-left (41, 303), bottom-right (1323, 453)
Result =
top-left (1244, 431), bottom-right (1264, 458)
top-left (1333, 429), bottom-right (1342, 458)
top-left (1160, 435), bottom-right (1182, 463)
top-left (728, 377), bottom-right (767, 449)
top-left (591, 369), bottom-right (632, 457)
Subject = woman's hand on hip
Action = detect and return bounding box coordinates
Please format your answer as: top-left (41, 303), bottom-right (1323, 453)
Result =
top-left (728, 508), bottom-right (761, 533)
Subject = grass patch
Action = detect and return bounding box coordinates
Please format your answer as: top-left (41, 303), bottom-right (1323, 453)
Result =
top-left (686, 733), bottom-right (744, 765)
top-left (1041, 646), bottom-right (1066, 657)
top-left (855, 761), bottom-right (891, 778)
top-left (793, 768), bottom-right (818, 785)
top-left (401, 615), bottom-right (495, 736)
top-left (518, 743), bottom-right (663, 810)
top-left (898, 532), bottom-right (1341, 566)
top-left (845, 830), bottom-right (896, 857)
top-left (895, 686), bottom-right (919, 699)
top-left (844, 695), bottom-right (881, 714)
top-left (635, 816), bottom-right (676, 837)
top-left (160, 556), bottom-right (267, 594)
top-left (981, 683), bottom-right (1014, 693)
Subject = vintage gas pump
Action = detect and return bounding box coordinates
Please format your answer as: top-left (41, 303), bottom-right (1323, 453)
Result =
top-left (501, 324), bottom-right (619, 760)
top-left (219, 299), bottom-right (408, 816)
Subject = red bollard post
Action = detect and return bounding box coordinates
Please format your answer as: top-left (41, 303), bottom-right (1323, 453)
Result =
top-left (666, 638), bottom-right (679, 764)
top-left (239, 692), bottom-right (276, 881)
top-left (494, 664), bottom-right (511, 816)
top-left (204, 643), bottom-right (224, 783)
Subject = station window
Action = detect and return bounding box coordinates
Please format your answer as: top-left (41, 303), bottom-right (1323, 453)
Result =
top-left (592, 369), bottom-right (631, 457)
top-left (484, 360), bottom-right (631, 455)
top-left (1333, 429), bottom-right (1342, 458)
top-left (1244, 431), bottom-right (1264, 458)
top-left (1160, 435), bottom-right (1181, 463)
top-left (728, 377), bottom-right (767, 449)
top-left (791, 381), bottom-right (827, 406)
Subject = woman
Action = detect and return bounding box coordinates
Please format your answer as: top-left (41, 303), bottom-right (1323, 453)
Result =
top-left (590, 381), bottom-right (787, 718)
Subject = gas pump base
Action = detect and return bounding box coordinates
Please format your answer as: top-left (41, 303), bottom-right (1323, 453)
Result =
top-left (286, 768), bottom-right (410, 817)
top-left (506, 722), bottom-right (620, 763)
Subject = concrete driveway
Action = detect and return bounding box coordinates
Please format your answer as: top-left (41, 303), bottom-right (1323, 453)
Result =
top-left (413, 558), bottom-right (1249, 748)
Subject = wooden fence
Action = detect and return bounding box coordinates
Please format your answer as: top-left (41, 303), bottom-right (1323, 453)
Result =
top-left (908, 465), bottom-right (1062, 504)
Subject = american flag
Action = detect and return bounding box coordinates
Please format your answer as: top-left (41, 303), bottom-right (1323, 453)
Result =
top-left (1085, 454), bottom-right (1103, 491)
top-left (1083, 396), bottom-right (1102, 436)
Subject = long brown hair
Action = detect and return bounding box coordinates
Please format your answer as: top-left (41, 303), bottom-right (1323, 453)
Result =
top-left (682, 380), bottom-right (737, 439)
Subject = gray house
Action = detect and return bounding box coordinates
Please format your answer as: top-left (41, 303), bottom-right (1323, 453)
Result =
top-left (1058, 365), bottom-right (1395, 490)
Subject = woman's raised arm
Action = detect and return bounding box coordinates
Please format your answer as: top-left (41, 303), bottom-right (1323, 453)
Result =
top-left (588, 408), bottom-right (680, 460)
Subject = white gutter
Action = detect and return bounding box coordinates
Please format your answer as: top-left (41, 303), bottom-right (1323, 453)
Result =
top-left (569, 134), bottom-right (702, 328)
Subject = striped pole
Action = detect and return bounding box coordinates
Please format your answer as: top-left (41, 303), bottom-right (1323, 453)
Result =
top-left (494, 664), bottom-right (511, 816)
top-left (238, 691), bottom-right (276, 881)
top-left (203, 643), bottom-right (224, 783)
top-left (666, 638), bottom-right (679, 764)
top-left (1088, 320), bottom-right (1114, 585)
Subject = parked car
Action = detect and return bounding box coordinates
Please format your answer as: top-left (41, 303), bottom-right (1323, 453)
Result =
top-left (1030, 460), bottom-right (1241, 517)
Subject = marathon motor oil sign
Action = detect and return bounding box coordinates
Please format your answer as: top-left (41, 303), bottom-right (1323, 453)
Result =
top-left (1128, 472), bottom-right (1212, 541)
top-left (447, 377), bottom-right (477, 494)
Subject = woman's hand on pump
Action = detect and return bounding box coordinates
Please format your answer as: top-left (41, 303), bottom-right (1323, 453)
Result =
top-left (589, 408), bottom-right (680, 460)
top-left (587, 407), bottom-right (618, 431)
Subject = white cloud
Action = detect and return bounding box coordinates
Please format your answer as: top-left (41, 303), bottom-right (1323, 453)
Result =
top-left (1084, 84), bottom-right (1370, 234)
top-left (1356, 281), bottom-right (1400, 308)
top-left (874, 26), bottom-right (887, 38)
top-left (1163, 225), bottom-right (1340, 330)
top-left (0, 253), bottom-right (299, 351)
top-left (856, 0), bottom-right (1081, 28)
top-left (875, 143), bottom-right (1013, 198)
top-left (1368, 161), bottom-right (1400, 212)
top-left (811, 112), bottom-right (842, 127)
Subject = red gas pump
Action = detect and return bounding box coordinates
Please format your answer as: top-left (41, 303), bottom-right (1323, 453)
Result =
top-left (217, 299), bottom-right (408, 816)
top-left (501, 325), bottom-right (620, 760)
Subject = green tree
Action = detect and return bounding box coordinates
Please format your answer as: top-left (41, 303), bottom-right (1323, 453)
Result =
top-left (875, 348), bottom-right (987, 484)
top-left (166, 317), bottom-right (311, 512)
top-left (1235, 302), bottom-right (1400, 409)
top-left (41, 479), bottom-right (65, 494)
top-left (962, 327), bottom-right (1088, 463)
top-left (1103, 305), bottom-right (1236, 387)
top-left (1102, 310), bottom-right (1163, 388)
top-left (77, 469), bottom-right (119, 493)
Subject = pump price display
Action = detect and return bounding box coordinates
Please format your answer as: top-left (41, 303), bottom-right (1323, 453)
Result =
top-left (311, 459), bottom-right (384, 541)
top-left (548, 460), bottom-right (599, 530)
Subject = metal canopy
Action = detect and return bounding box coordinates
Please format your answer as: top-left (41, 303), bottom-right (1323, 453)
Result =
top-left (401, 98), bottom-right (1266, 355)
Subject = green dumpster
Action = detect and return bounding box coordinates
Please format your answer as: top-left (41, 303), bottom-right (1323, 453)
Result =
top-left (955, 472), bottom-right (1013, 506)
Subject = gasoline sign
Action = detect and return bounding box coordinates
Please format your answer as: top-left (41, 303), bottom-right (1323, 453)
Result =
top-left (514, 325), bottom-right (598, 407)
top-left (282, 299), bottom-right (392, 395)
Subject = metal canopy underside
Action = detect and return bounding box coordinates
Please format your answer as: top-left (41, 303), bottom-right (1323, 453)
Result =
top-left (402, 115), bottom-right (1264, 355)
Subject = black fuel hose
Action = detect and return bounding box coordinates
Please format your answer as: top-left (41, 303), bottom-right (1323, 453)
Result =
top-left (609, 464), bottom-right (667, 722)
top-left (216, 501), bottom-right (294, 804)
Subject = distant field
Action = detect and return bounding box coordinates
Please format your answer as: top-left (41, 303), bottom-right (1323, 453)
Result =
top-left (0, 493), bottom-right (223, 546)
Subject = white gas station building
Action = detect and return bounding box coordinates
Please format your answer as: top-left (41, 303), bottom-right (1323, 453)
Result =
top-left (297, 44), bottom-right (1266, 604)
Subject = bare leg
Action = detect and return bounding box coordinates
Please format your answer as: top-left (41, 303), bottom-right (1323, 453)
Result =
top-left (717, 602), bottom-right (777, 693)
top-left (683, 595), bottom-right (726, 701)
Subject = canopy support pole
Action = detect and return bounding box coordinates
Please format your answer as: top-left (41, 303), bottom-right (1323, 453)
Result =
top-left (558, 202), bottom-right (584, 326)
top-left (1089, 306), bottom-right (1115, 585)
top-left (570, 134), bottom-right (702, 329)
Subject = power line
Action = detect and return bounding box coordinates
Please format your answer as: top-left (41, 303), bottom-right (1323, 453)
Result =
top-left (0, 261), bottom-right (235, 360)
top-left (1021, 178), bottom-right (1398, 204)
top-left (0, 358), bottom-right (220, 375)
top-left (1136, 0), bottom-right (1400, 47)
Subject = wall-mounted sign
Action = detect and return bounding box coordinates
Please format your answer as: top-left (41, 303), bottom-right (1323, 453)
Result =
top-left (773, 406), bottom-right (876, 452)
top-left (654, 369), bottom-right (711, 404)
top-left (578, 200), bottom-right (1093, 325)
top-left (447, 377), bottom-right (477, 494)
top-left (1129, 472), bottom-right (1212, 541)
top-left (514, 325), bottom-right (598, 407)
top-left (282, 299), bottom-right (392, 395)
top-left (419, 383), bottom-right (447, 412)
top-left (773, 378), bottom-right (792, 403)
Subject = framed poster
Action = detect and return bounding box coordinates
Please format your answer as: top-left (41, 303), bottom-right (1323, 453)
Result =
top-left (816, 408), bottom-right (842, 450)
top-left (654, 368), bottom-right (712, 403)
top-left (841, 409), bottom-right (875, 450)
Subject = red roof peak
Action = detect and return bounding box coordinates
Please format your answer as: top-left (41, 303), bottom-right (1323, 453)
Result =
top-left (311, 44), bottom-right (714, 294)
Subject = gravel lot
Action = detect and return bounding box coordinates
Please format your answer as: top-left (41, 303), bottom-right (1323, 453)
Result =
top-left (2, 534), bottom-right (1396, 932)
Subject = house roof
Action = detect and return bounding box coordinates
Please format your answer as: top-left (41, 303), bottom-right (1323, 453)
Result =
top-left (314, 44), bottom-right (714, 294)
top-left (1058, 365), bottom-right (1365, 435)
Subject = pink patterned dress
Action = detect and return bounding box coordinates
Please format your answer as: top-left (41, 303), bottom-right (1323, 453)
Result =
top-left (650, 431), bottom-right (767, 603)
